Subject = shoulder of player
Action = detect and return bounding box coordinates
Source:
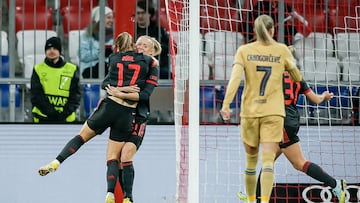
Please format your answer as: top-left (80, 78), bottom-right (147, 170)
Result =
top-left (273, 42), bottom-right (289, 52)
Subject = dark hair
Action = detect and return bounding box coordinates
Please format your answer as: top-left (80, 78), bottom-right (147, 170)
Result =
top-left (137, 1), bottom-right (155, 16)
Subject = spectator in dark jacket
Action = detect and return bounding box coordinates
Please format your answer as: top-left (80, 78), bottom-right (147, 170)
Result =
top-left (136, 1), bottom-right (171, 79)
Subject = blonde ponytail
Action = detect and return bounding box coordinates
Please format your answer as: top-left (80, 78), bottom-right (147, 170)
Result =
top-left (254, 14), bottom-right (275, 43)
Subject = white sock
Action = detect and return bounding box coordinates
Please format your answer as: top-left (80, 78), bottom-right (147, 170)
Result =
top-left (106, 192), bottom-right (114, 198)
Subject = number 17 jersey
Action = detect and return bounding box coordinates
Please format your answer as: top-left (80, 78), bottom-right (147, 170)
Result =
top-left (102, 51), bottom-right (158, 92)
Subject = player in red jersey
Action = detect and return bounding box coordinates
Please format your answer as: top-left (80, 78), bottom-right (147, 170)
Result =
top-left (37, 32), bottom-right (159, 203)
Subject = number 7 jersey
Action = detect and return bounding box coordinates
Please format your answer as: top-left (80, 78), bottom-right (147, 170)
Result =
top-left (223, 41), bottom-right (300, 118)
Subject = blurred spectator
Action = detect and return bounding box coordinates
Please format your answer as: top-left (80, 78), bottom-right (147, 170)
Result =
top-left (244, 1), bottom-right (300, 45)
top-left (136, 1), bottom-right (171, 79)
top-left (31, 37), bottom-right (81, 123)
top-left (79, 6), bottom-right (114, 78)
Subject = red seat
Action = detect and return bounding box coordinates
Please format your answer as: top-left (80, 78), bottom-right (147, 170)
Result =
top-left (7, 0), bottom-right (47, 8)
top-left (15, 6), bottom-right (53, 34)
top-left (200, 0), bottom-right (233, 7)
top-left (328, 0), bottom-right (360, 33)
top-left (61, 6), bottom-right (92, 37)
top-left (294, 8), bottom-right (327, 36)
top-left (160, 0), bottom-right (184, 32)
top-left (59, 0), bottom-right (98, 10)
top-left (107, 0), bottom-right (114, 9)
top-left (200, 6), bottom-right (241, 33)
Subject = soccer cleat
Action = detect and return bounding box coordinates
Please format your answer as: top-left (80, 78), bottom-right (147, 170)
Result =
top-left (237, 191), bottom-right (248, 202)
top-left (122, 198), bottom-right (133, 203)
top-left (105, 192), bottom-right (115, 203)
top-left (332, 179), bottom-right (346, 203)
top-left (38, 160), bottom-right (60, 176)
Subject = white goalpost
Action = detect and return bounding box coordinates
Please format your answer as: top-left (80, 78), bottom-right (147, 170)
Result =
top-left (165, 0), bottom-right (360, 202)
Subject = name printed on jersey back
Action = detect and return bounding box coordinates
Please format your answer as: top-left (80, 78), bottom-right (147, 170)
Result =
top-left (247, 54), bottom-right (281, 63)
top-left (122, 56), bottom-right (134, 62)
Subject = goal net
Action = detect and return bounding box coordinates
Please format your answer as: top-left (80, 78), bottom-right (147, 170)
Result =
top-left (165, 0), bottom-right (360, 202)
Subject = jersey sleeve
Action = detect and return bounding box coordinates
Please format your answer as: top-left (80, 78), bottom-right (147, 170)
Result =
top-left (299, 79), bottom-right (311, 94)
top-left (222, 47), bottom-right (244, 111)
top-left (138, 57), bottom-right (159, 101)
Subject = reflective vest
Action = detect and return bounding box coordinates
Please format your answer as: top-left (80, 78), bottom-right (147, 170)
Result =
top-left (32, 62), bottom-right (77, 122)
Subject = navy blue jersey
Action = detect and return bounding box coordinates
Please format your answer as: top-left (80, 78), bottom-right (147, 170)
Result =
top-left (101, 51), bottom-right (159, 104)
top-left (283, 72), bottom-right (311, 119)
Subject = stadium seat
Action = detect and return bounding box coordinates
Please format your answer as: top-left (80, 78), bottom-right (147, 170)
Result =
top-left (6, 0), bottom-right (47, 7)
top-left (1, 55), bottom-right (9, 78)
top-left (334, 32), bottom-right (360, 82)
top-left (1, 31), bottom-right (8, 56)
top-left (61, 6), bottom-right (92, 37)
top-left (107, 0), bottom-right (114, 9)
top-left (14, 6), bottom-right (53, 34)
top-left (59, 0), bottom-right (98, 10)
top-left (295, 32), bottom-right (339, 82)
top-left (328, 0), bottom-right (359, 32)
top-left (334, 32), bottom-right (360, 61)
top-left (204, 31), bottom-right (244, 62)
top-left (0, 84), bottom-right (21, 108)
top-left (200, 6), bottom-right (241, 33)
top-left (301, 57), bottom-right (340, 82)
top-left (201, 0), bottom-right (233, 7)
top-left (294, 32), bottom-right (334, 59)
top-left (341, 58), bottom-right (360, 82)
top-left (211, 55), bottom-right (234, 81)
top-left (174, 31), bottom-right (206, 79)
top-left (16, 30), bottom-right (57, 75)
top-left (23, 54), bottom-right (46, 80)
top-left (83, 84), bottom-right (100, 118)
top-left (200, 85), bottom-right (217, 108)
top-left (68, 30), bottom-right (85, 65)
top-left (296, 93), bottom-right (311, 124)
top-left (199, 85), bottom-right (224, 123)
top-left (314, 85), bottom-right (352, 123)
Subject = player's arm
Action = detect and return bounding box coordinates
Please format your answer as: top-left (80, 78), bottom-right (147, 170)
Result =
top-left (137, 58), bottom-right (159, 101)
top-left (117, 85), bottom-right (140, 93)
top-left (305, 89), bottom-right (334, 104)
top-left (220, 61), bottom-right (244, 121)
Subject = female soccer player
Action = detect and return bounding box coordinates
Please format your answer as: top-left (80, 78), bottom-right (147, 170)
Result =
top-left (106, 35), bottom-right (161, 203)
top-left (37, 32), bottom-right (159, 203)
top-left (238, 46), bottom-right (347, 203)
top-left (220, 14), bottom-right (302, 203)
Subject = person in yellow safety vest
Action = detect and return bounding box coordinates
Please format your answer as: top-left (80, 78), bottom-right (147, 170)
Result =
top-left (31, 37), bottom-right (81, 123)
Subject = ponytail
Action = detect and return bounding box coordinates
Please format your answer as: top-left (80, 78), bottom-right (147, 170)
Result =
top-left (254, 14), bottom-right (275, 43)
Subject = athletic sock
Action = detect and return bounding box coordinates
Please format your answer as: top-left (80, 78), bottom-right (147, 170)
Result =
top-left (122, 161), bottom-right (134, 201)
top-left (56, 135), bottom-right (85, 163)
top-left (260, 152), bottom-right (275, 203)
top-left (245, 153), bottom-right (258, 202)
top-left (302, 161), bottom-right (337, 188)
top-left (118, 168), bottom-right (124, 191)
top-left (107, 160), bottom-right (119, 193)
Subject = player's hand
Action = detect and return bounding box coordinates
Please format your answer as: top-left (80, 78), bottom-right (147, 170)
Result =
top-left (220, 109), bottom-right (230, 121)
top-left (105, 84), bottom-right (123, 98)
top-left (322, 91), bottom-right (334, 102)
